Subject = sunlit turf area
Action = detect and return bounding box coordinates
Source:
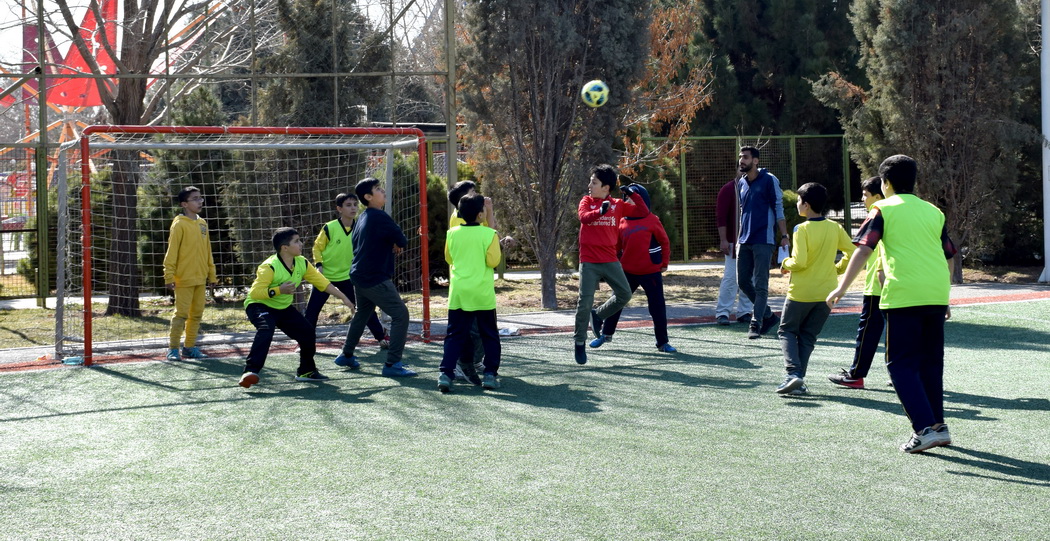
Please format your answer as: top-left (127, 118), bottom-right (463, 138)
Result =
top-left (1, 300), bottom-right (1048, 539)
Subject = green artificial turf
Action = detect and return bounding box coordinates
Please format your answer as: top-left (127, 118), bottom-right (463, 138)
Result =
top-left (1, 300), bottom-right (1047, 539)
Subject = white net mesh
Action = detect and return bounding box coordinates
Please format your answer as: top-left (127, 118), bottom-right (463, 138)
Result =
top-left (57, 126), bottom-right (430, 363)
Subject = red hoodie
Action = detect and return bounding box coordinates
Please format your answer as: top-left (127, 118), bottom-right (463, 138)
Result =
top-left (618, 211), bottom-right (671, 275)
top-left (578, 192), bottom-right (648, 263)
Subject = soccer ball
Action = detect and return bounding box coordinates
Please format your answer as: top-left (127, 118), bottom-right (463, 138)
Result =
top-left (580, 80), bottom-right (609, 108)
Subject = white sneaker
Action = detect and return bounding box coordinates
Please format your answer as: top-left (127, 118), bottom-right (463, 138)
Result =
top-left (453, 366), bottom-right (468, 382)
top-left (900, 426), bottom-right (951, 453)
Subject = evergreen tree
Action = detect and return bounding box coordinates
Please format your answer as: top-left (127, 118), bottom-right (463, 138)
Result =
top-left (696, 0), bottom-right (860, 134)
top-left (813, 0), bottom-right (1029, 280)
top-left (258, 0), bottom-right (391, 127)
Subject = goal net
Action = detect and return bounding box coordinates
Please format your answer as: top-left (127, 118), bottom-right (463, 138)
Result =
top-left (56, 126), bottom-right (431, 366)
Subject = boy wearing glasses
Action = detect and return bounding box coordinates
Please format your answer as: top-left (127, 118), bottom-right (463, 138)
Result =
top-left (163, 186), bottom-right (218, 361)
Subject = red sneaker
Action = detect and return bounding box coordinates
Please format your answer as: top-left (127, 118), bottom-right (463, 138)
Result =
top-left (828, 369), bottom-right (864, 389)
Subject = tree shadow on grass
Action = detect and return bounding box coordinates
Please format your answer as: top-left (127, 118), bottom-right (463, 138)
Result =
top-left (927, 446), bottom-right (1050, 487)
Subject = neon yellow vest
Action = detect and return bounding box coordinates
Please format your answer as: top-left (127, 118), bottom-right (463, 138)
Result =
top-left (447, 225), bottom-right (497, 311)
top-left (874, 194), bottom-right (950, 309)
top-left (319, 219), bottom-right (354, 282)
top-left (863, 243), bottom-right (883, 296)
top-left (244, 254), bottom-right (310, 310)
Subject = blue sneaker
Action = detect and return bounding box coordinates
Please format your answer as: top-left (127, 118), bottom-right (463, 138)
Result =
top-left (437, 373), bottom-right (453, 393)
top-left (333, 353), bottom-right (360, 369)
top-left (482, 373), bottom-right (501, 390)
top-left (589, 335), bottom-right (612, 348)
top-left (656, 343), bottom-right (677, 353)
top-left (590, 309), bottom-right (603, 339)
top-left (165, 348), bottom-right (181, 361)
top-left (382, 361), bottom-right (417, 377)
top-left (181, 346), bottom-right (208, 359)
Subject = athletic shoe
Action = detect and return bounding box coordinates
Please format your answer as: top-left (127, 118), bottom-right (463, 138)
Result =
top-left (574, 344), bottom-right (587, 365)
top-left (456, 362), bottom-right (482, 386)
top-left (900, 426), bottom-right (951, 453)
top-left (589, 335), bottom-right (612, 348)
top-left (828, 368), bottom-right (865, 389)
top-left (786, 383), bottom-right (809, 396)
top-left (379, 335), bottom-right (391, 349)
top-left (934, 424), bottom-right (952, 446)
top-left (437, 373), bottom-right (453, 393)
top-left (333, 353), bottom-right (360, 369)
top-left (716, 315), bottom-right (731, 326)
top-left (776, 376), bottom-right (804, 394)
top-left (656, 343), bottom-right (678, 353)
top-left (482, 373), bottom-right (501, 390)
top-left (760, 313), bottom-right (780, 335)
top-left (747, 324), bottom-right (761, 340)
top-left (295, 370), bottom-right (330, 382)
top-left (737, 313), bottom-right (753, 325)
top-left (181, 346), bottom-right (208, 359)
top-left (382, 362), bottom-right (417, 377)
top-left (590, 309), bottom-right (603, 339)
top-left (166, 348), bottom-right (181, 361)
top-left (238, 372), bottom-right (259, 388)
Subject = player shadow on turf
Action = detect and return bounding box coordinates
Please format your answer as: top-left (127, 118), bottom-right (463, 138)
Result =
top-left (595, 364), bottom-right (762, 391)
top-left (944, 320), bottom-right (1050, 353)
top-left (943, 390), bottom-right (1050, 413)
top-left (481, 379), bottom-right (602, 414)
top-left (927, 446), bottom-right (1050, 487)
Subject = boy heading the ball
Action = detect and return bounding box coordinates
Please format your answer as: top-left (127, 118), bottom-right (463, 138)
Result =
top-left (573, 164), bottom-right (649, 365)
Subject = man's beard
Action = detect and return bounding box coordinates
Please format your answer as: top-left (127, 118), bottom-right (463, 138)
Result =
top-left (738, 163), bottom-right (752, 174)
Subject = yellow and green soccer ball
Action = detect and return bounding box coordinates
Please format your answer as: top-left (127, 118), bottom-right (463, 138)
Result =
top-left (580, 79), bottom-right (609, 108)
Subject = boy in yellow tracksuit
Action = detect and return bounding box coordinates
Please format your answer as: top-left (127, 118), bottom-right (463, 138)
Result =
top-left (163, 186), bottom-right (218, 361)
top-left (775, 182), bottom-right (855, 395)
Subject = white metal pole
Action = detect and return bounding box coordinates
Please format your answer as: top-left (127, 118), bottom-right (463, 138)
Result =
top-left (1041, 0), bottom-right (1050, 282)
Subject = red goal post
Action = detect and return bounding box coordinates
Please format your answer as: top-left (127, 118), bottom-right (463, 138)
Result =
top-left (59, 125), bottom-right (431, 366)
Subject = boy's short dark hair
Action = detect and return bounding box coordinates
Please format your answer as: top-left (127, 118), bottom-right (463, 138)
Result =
top-left (177, 186), bottom-right (201, 204)
top-left (740, 145), bottom-right (760, 160)
top-left (591, 164), bottom-right (618, 189)
top-left (860, 176), bottom-right (883, 197)
top-left (448, 180), bottom-right (477, 208)
top-left (335, 192), bottom-right (358, 207)
top-left (878, 154), bottom-right (917, 194)
top-left (797, 182), bottom-right (828, 214)
top-left (457, 193), bottom-right (485, 224)
top-left (355, 177), bottom-right (381, 203)
top-left (272, 227), bottom-right (299, 252)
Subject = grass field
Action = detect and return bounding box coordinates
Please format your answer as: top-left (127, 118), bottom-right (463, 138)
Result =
top-left (1, 299), bottom-right (1048, 539)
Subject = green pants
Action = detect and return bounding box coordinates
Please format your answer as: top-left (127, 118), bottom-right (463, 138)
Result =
top-left (574, 262), bottom-right (632, 344)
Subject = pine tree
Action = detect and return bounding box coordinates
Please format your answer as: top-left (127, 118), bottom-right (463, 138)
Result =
top-left (813, 0), bottom-right (1028, 280)
top-left (696, 0), bottom-right (861, 134)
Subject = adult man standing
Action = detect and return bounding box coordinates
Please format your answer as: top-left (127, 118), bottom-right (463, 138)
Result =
top-left (736, 145), bottom-right (790, 339)
top-left (714, 178), bottom-right (753, 325)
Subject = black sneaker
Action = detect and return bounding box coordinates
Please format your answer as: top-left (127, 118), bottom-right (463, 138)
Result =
top-left (716, 315), bottom-right (731, 326)
top-left (747, 324), bottom-right (761, 340)
top-left (737, 313), bottom-right (753, 325)
top-left (760, 313), bottom-right (780, 335)
top-left (590, 309), bottom-right (603, 339)
top-left (295, 371), bottom-right (330, 382)
top-left (574, 344), bottom-right (587, 365)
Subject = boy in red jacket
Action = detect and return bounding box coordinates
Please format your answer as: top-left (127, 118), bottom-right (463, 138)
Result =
top-left (574, 164), bottom-right (649, 365)
top-left (589, 183), bottom-right (676, 352)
